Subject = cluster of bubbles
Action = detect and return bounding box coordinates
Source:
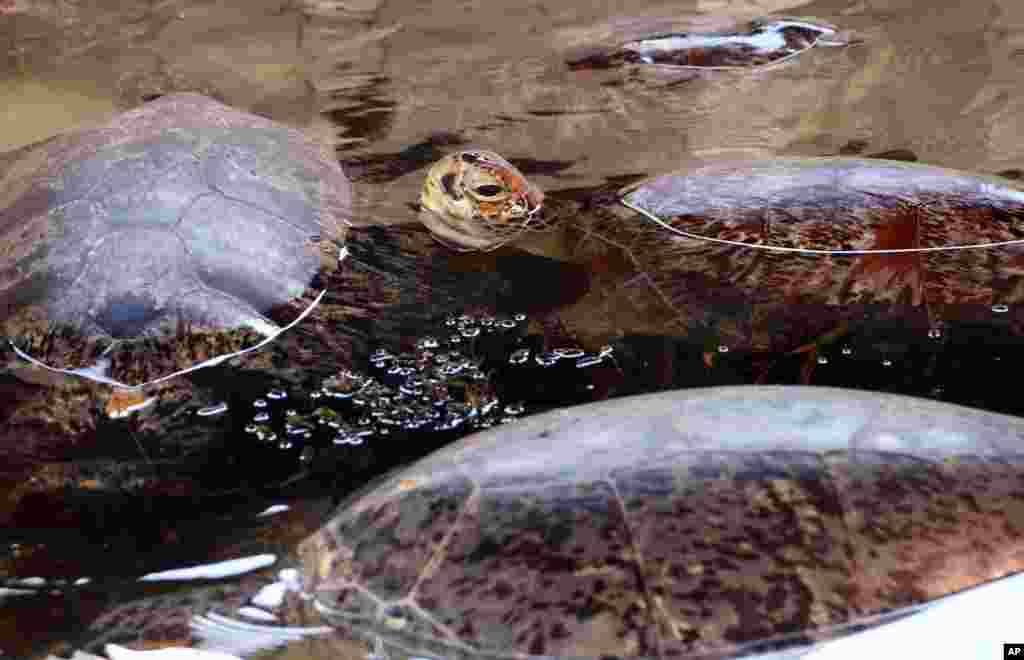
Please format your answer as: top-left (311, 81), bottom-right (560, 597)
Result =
top-left (209, 312), bottom-right (616, 476)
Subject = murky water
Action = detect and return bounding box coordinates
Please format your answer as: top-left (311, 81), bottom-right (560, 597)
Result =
top-left (4, 0), bottom-right (1024, 657)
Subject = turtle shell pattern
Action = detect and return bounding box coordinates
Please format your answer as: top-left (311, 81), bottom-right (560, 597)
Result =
top-left (297, 385), bottom-right (1024, 658)
top-left (0, 93), bottom-right (351, 387)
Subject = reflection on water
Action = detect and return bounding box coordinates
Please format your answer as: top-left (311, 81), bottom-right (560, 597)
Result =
top-left (4, 0), bottom-right (1024, 657)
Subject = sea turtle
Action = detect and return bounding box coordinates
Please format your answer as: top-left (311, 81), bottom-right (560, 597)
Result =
top-left (43, 385), bottom-right (1024, 659)
top-left (566, 17), bottom-right (853, 72)
top-left (418, 150), bottom-right (1024, 354)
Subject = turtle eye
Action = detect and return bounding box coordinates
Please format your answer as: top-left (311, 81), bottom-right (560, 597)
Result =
top-left (441, 173), bottom-right (459, 198)
top-left (474, 185), bottom-right (504, 197)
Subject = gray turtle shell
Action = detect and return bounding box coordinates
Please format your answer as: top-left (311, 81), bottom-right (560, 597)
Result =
top-left (298, 385), bottom-right (1024, 659)
top-left (0, 93), bottom-right (351, 387)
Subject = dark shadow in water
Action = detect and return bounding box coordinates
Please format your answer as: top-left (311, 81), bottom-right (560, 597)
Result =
top-left (322, 73), bottom-right (397, 149)
top-left (341, 131), bottom-right (467, 183)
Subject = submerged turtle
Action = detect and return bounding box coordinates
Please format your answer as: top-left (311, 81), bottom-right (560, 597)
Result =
top-left (49, 385), bottom-right (1024, 659)
top-left (0, 93), bottom-right (351, 392)
top-left (419, 150), bottom-right (1024, 352)
top-left (566, 17), bottom-right (852, 72)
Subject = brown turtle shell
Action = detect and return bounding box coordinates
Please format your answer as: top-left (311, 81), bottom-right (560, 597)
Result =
top-left (555, 157), bottom-right (1024, 352)
top-left (293, 386), bottom-right (1024, 658)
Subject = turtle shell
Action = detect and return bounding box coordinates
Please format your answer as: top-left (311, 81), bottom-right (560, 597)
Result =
top-left (296, 385), bottom-right (1024, 658)
top-left (608, 158), bottom-right (1024, 304)
top-left (567, 17), bottom-right (846, 71)
top-left (568, 158), bottom-right (1024, 350)
top-left (0, 93), bottom-right (351, 388)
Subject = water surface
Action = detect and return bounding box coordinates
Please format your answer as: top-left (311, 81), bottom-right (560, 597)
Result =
top-left (3, 0), bottom-right (1024, 657)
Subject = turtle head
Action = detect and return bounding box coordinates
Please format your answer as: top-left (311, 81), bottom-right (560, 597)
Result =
top-left (419, 150), bottom-right (550, 252)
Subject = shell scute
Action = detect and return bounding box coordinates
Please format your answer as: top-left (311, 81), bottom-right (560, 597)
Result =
top-left (826, 450), bottom-right (1024, 613)
top-left (313, 477), bottom-right (475, 605)
top-left (613, 451), bottom-right (854, 654)
top-left (415, 480), bottom-right (658, 657)
top-left (199, 130), bottom-right (324, 234)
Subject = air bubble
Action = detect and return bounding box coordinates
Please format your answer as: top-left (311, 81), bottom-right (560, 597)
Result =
top-left (514, 313), bottom-right (526, 321)
top-left (504, 402), bottom-right (525, 415)
top-left (287, 425), bottom-right (312, 438)
top-left (461, 327), bottom-right (481, 338)
top-left (576, 356), bottom-right (604, 368)
top-left (197, 402), bottom-right (228, 417)
top-left (278, 438), bottom-right (294, 451)
top-left (253, 412), bottom-right (270, 423)
top-left (535, 352), bottom-right (559, 367)
top-left (267, 389), bottom-right (287, 400)
top-left (992, 303), bottom-right (1010, 313)
top-left (500, 319), bottom-right (517, 329)
top-left (841, 347), bottom-right (852, 355)
top-left (817, 356), bottom-right (828, 365)
top-left (509, 348), bottom-right (531, 364)
top-left (717, 345), bottom-right (729, 353)
top-left (382, 607), bottom-right (408, 629)
top-left (253, 399), bottom-right (268, 408)
top-left (882, 359), bottom-right (893, 367)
